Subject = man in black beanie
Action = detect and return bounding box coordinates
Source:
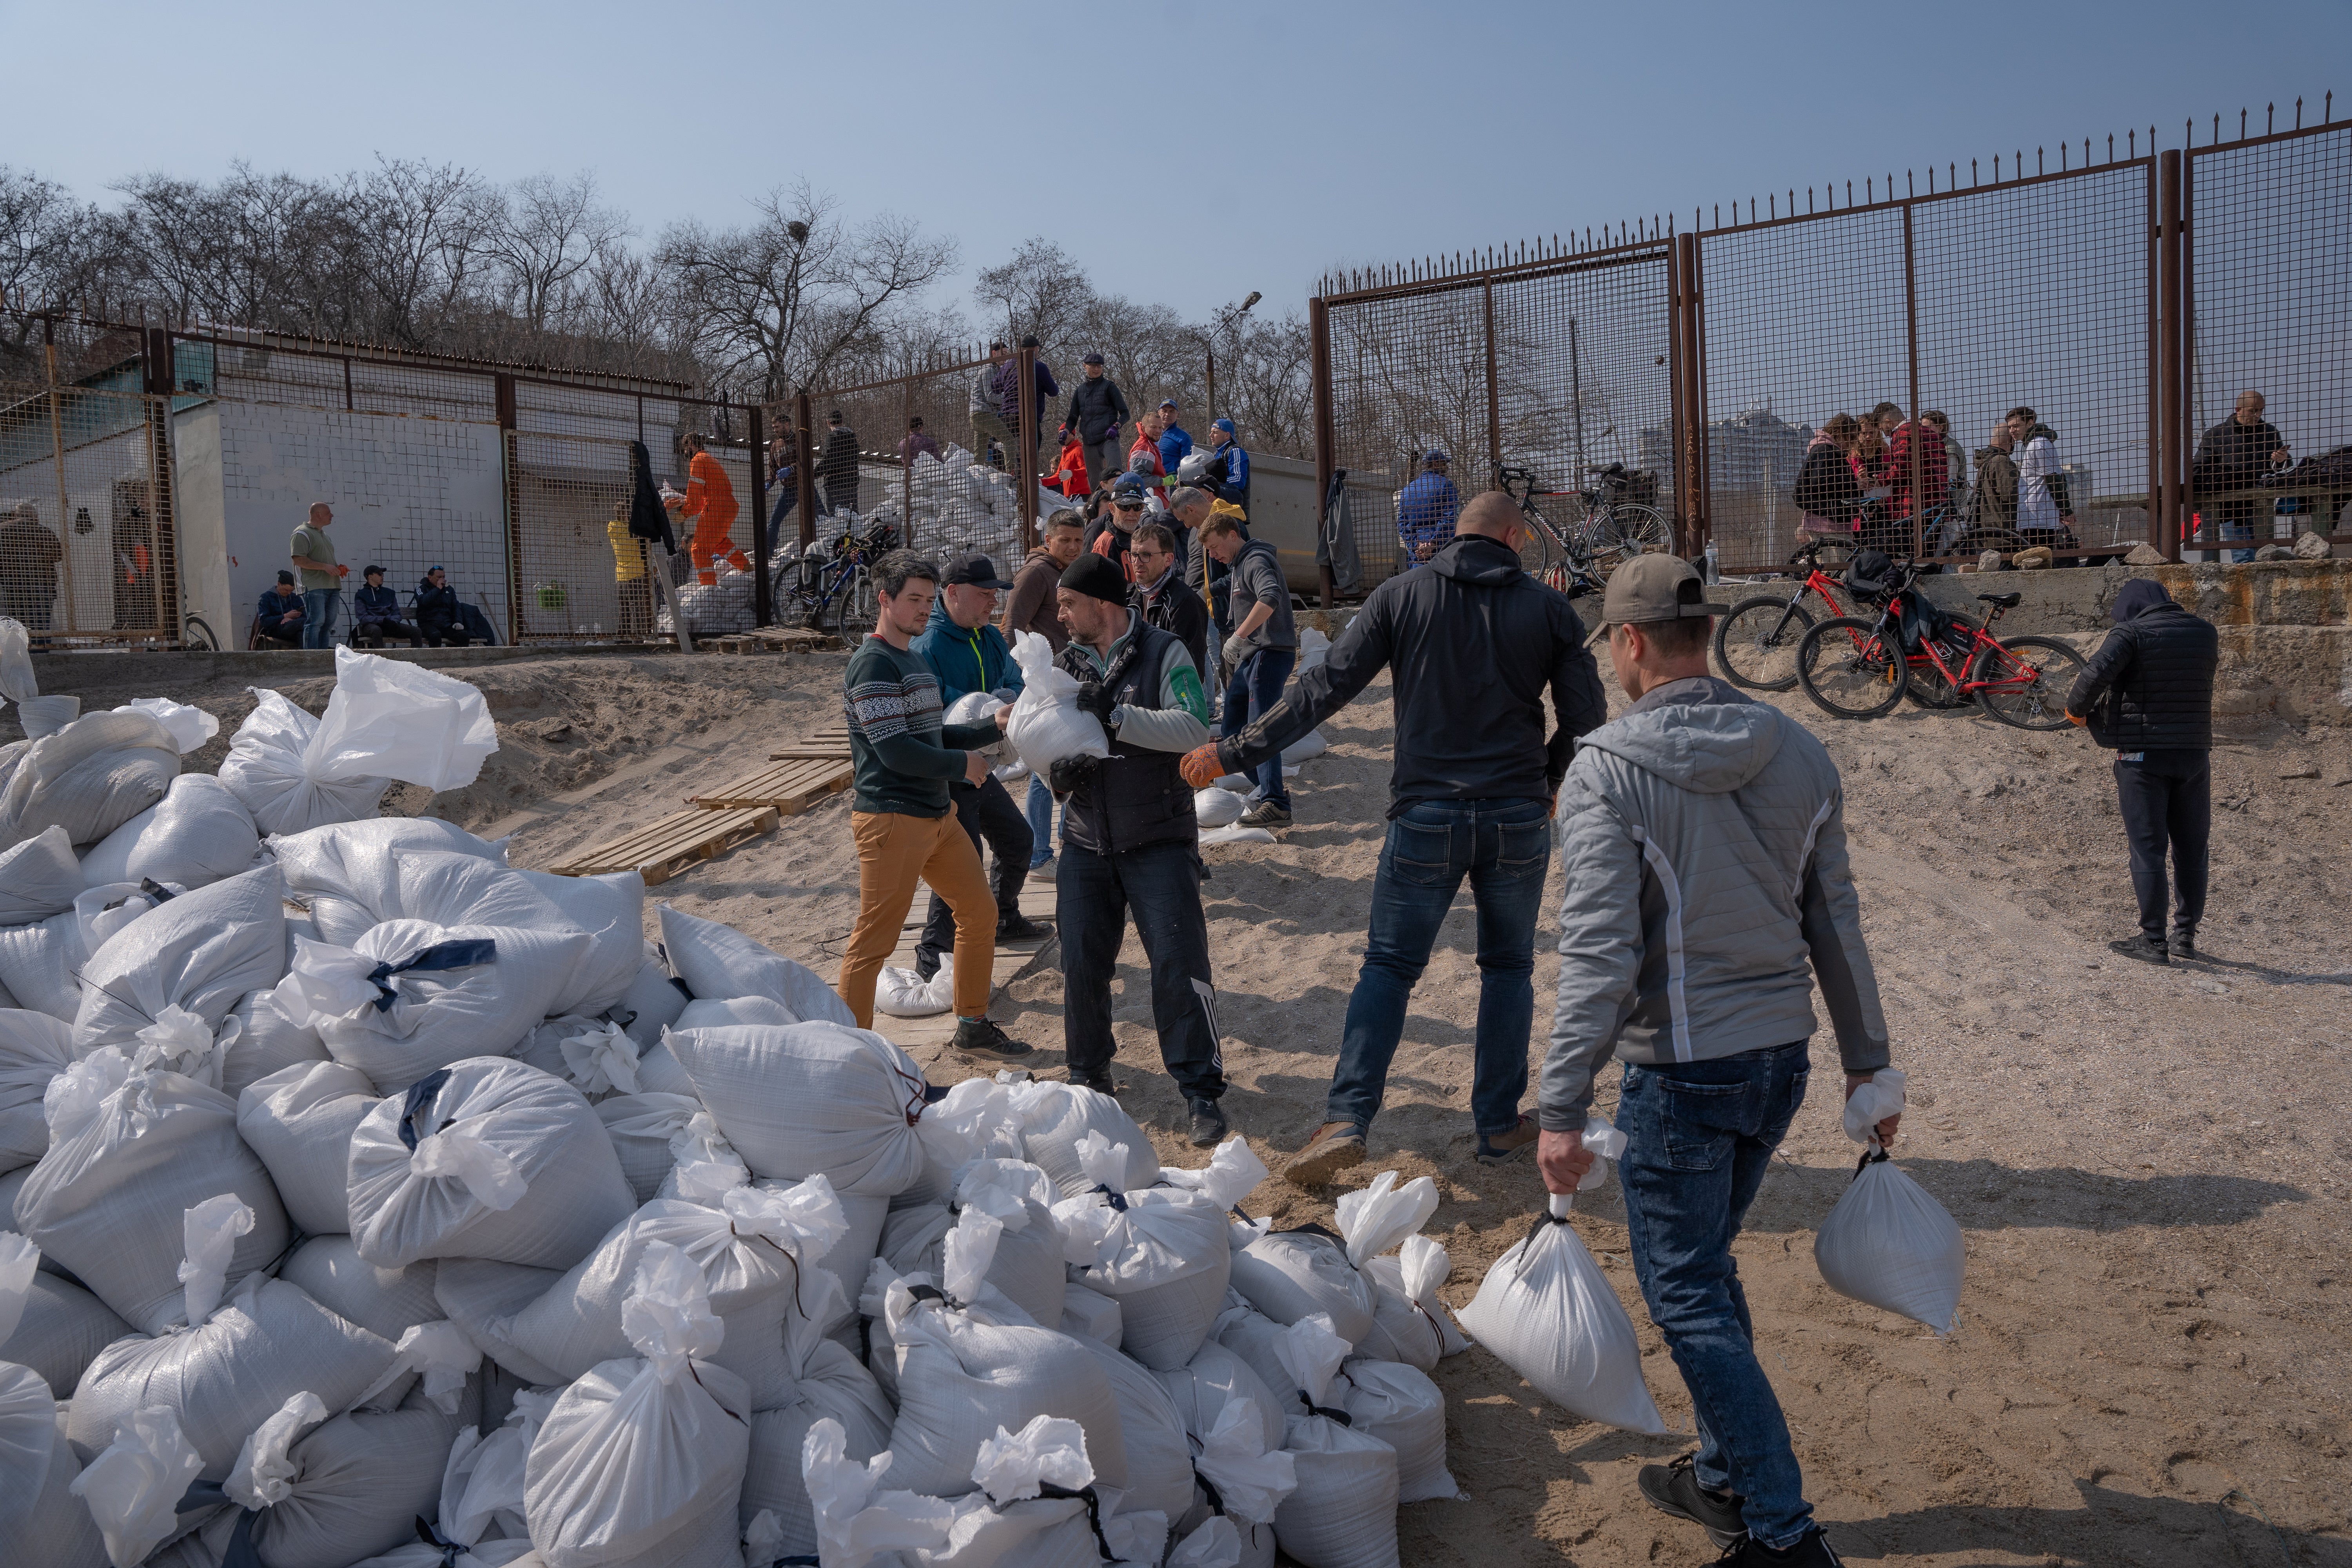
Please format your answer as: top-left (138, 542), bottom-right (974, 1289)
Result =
top-left (1047, 549), bottom-right (1229, 1145)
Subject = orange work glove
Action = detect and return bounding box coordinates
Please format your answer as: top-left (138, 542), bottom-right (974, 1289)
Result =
top-left (1179, 742), bottom-right (1225, 789)
top-left (2064, 710), bottom-right (2088, 728)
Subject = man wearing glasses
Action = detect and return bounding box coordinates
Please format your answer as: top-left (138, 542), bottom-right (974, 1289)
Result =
top-left (1084, 472), bottom-right (1152, 579)
top-left (1128, 520), bottom-right (1209, 676)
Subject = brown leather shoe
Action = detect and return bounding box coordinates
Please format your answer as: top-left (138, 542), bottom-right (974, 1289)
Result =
top-left (1475, 1114), bottom-right (1541, 1164)
top-left (1284, 1121), bottom-right (1366, 1187)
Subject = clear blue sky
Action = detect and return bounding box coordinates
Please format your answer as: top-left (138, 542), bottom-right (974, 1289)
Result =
top-left (5, 0), bottom-right (2343, 324)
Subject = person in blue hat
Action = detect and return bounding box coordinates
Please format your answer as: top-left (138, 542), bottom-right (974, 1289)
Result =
top-left (1397, 450), bottom-right (1460, 566)
top-left (1206, 417), bottom-right (1250, 514)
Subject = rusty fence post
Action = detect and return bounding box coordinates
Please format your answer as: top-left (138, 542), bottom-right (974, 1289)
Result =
top-left (1481, 279), bottom-right (1502, 487)
top-left (1667, 237), bottom-right (1689, 556)
top-left (747, 403), bottom-right (771, 628)
top-left (1015, 343), bottom-right (1038, 554)
top-left (1310, 296), bottom-right (1336, 618)
top-left (2144, 158), bottom-right (2164, 559)
top-left (494, 372), bottom-right (522, 640)
top-left (901, 367), bottom-right (915, 544)
top-left (2178, 148), bottom-right (2198, 559)
top-left (2158, 150), bottom-right (2183, 560)
top-left (794, 390), bottom-right (817, 549)
top-left (1901, 203), bottom-right (1923, 560)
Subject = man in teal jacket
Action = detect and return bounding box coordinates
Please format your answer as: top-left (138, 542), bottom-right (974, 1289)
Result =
top-left (911, 554), bottom-right (1051, 979)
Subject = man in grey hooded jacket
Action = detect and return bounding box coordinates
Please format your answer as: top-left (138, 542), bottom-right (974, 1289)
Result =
top-left (1538, 554), bottom-right (1898, 1568)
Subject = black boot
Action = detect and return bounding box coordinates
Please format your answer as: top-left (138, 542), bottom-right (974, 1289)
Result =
top-left (1638, 1453), bottom-right (1748, 1548)
top-left (2108, 933), bottom-right (2169, 965)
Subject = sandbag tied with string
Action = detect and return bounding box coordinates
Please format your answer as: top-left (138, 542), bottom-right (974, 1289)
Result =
top-left (71, 864), bottom-right (288, 1060)
top-left (1813, 1068), bottom-right (1964, 1333)
top-left (1351, 1234), bottom-right (1470, 1374)
top-left (1229, 1169), bottom-right (1438, 1351)
top-left (924, 1410), bottom-right (1176, 1568)
top-left (869, 1206), bottom-right (1129, 1500)
top-left (740, 1262), bottom-right (898, 1563)
top-left (284, 919), bottom-right (593, 1092)
top-left (661, 1020), bottom-right (937, 1198)
top-left (1151, 1339), bottom-right (1295, 1568)
top-left (346, 1057), bottom-right (636, 1272)
top-left (1456, 1184), bottom-right (1668, 1436)
top-left (1265, 1313), bottom-right (1401, 1568)
top-left (523, 1240), bottom-right (755, 1568)
top-left (796, 1415), bottom-right (953, 1568)
top-left (879, 1157), bottom-right (1067, 1335)
top-left (1004, 1078), bottom-right (1160, 1201)
top-left (1053, 1132), bottom-right (1265, 1371)
top-left (0, 1235), bottom-right (110, 1568)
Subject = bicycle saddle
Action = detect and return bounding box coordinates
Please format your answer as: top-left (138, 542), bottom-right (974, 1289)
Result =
top-left (1975, 592), bottom-right (2023, 609)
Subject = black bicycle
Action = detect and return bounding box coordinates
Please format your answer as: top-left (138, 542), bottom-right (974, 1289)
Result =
top-left (778, 518), bottom-right (899, 640)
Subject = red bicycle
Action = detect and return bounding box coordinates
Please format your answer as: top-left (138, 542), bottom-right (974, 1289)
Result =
top-left (1792, 565), bottom-right (2087, 728)
top-left (1711, 540), bottom-right (1858, 691)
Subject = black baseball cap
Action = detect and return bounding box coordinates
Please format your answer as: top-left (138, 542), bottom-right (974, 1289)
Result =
top-left (943, 553), bottom-right (1013, 590)
top-left (1059, 551), bottom-right (1130, 606)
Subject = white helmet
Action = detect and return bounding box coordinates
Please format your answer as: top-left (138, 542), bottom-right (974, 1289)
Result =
top-left (1175, 449), bottom-right (1216, 485)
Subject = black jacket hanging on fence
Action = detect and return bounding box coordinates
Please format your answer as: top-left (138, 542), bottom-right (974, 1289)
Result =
top-left (628, 440), bottom-right (677, 553)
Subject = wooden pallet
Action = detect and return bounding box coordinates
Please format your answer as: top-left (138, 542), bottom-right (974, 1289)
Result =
top-left (686, 757), bottom-right (851, 813)
top-left (772, 723), bottom-right (852, 762)
top-left (549, 806), bottom-right (777, 886)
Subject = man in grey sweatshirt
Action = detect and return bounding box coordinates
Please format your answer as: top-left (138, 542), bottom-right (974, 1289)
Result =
top-left (1539, 554), bottom-right (1899, 1568)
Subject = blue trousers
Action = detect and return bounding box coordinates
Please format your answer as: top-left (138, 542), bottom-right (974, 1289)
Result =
top-left (1024, 773), bottom-right (1058, 866)
top-left (1219, 647), bottom-right (1294, 808)
top-left (301, 589), bottom-right (341, 649)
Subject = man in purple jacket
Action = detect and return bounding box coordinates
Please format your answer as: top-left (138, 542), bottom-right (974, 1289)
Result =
top-left (993, 334), bottom-right (1060, 490)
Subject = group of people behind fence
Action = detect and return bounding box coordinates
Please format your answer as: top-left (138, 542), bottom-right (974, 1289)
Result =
top-left (1790, 401), bottom-right (2087, 563)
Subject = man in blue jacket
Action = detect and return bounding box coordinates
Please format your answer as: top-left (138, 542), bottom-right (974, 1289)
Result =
top-left (911, 553), bottom-right (1053, 979)
top-left (1206, 418), bottom-right (1250, 513)
top-left (1157, 399), bottom-right (1193, 478)
top-left (1397, 450), bottom-right (1460, 566)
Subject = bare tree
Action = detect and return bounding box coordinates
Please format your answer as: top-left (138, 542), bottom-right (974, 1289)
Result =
top-left (972, 236), bottom-right (1092, 347)
top-left (345, 157), bottom-right (492, 347)
top-left (476, 171), bottom-right (627, 337)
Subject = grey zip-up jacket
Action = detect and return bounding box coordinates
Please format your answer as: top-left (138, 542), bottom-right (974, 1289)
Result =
top-left (1540, 676), bottom-right (1889, 1130)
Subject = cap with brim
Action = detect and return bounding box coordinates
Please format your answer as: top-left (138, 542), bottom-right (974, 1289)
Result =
top-left (1425, 449), bottom-right (1450, 463)
top-left (1601, 553), bottom-right (1731, 625)
top-left (1158, 399), bottom-right (1178, 410)
top-left (1083, 352), bottom-right (1106, 365)
top-left (1212, 417), bottom-right (1236, 435)
top-left (943, 553), bottom-right (1013, 590)
top-left (1059, 552), bottom-right (1130, 606)
top-left (363, 564), bottom-right (385, 577)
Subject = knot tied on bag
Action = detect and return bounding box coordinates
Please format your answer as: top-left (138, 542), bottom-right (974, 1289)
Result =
top-left (1034, 1481), bottom-right (1124, 1563)
top-left (1295, 1389), bottom-right (1354, 1426)
top-left (399, 1064), bottom-right (527, 1209)
top-left (367, 936), bottom-right (498, 1011)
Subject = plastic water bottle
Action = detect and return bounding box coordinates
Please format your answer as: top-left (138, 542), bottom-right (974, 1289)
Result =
top-left (1703, 543), bottom-right (1719, 583)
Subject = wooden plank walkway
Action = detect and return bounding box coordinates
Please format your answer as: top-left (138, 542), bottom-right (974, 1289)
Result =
top-left (548, 805), bottom-right (777, 885)
top-left (686, 757), bottom-right (852, 813)
top-left (860, 880), bottom-right (1058, 1055)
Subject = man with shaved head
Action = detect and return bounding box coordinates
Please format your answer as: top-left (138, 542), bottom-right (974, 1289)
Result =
top-left (1182, 484), bottom-right (1608, 1181)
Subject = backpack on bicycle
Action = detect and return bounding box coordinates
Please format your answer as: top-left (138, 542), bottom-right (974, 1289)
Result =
top-left (1845, 549), bottom-right (1954, 655)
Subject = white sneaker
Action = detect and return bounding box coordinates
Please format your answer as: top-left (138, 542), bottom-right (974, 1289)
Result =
top-left (1029, 856), bottom-right (1057, 882)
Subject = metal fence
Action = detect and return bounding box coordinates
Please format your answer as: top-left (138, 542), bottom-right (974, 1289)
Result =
top-left (1312, 100), bottom-right (2352, 587)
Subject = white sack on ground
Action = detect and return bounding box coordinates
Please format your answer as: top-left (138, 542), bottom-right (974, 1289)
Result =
top-left (1269, 1314), bottom-right (1400, 1568)
top-left (513, 869), bottom-right (644, 1016)
top-left (0, 1006), bottom-right (72, 1171)
top-left (1228, 1226), bottom-right (1377, 1348)
top-left (71, 865), bottom-right (287, 1057)
top-left (1009, 1080), bottom-right (1159, 1201)
top-left (1283, 728), bottom-right (1330, 761)
top-left (875, 964), bottom-right (955, 1018)
top-left (899, 1413), bottom-right (1120, 1568)
top-left (276, 1237), bottom-right (443, 1343)
top-left (0, 907), bottom-right (82, 1022)
top-left (78, 775), bottom-right (260, 892)
top-left (1002, 631), bottom-right (1111, 777)
top-left (594, 1092), bottom-right (712, 1203)
top-left (346, 1056), bottom-right (637, 1271)
top-left (657, 904), bottom-right (855, 1026)
top-left (220, 980), bottom-right (333, 1102)
top-left (1815, 1071), bottom-right (1963, 1332)
top-left (1455, 1193), bottom-right (1666, 1434)
top-left (1192, 788), bottom-right (1247, 828)
top-left (112, 697), bottom-right (220, 754)
top-left (16, 1050), bottom-right (290, 1334)
top-left (878, 1160), bottom-right (1065, 1331)
top-left (69, 1403), bottom-right (205, 1568)
top-left (289, 921), bottom-right (594, 1089)
top-left (522, 1240), bottom-right (754, 1568)
top-left (873, 1211), bottom-right (1127, 1499)
top-left (1155, 1339), bottom-right (1287, 1463)
top-left (186, 1394), bottom-right (461, 1568)
top-left (1354, 1233), bottom-right (1470, 1372)
top-left (218, 690), bottom-right (391, 835)
top-left (1071, 1329), bottom-right (1197, 1523)
top-left (235, 1061), bottom-right (381, 1236)
top-left (0, 824), bottom-right (82, 924)
top-left (0, 709), bottom-right (180, 852)
top-left (797, 1414), bottom-right (954, 1568)
top-left (1338, 1357), bottom-right (1458, 1502)
top-left (268, 818), bottom-right (508, 940)
top-left (739, 1269), bottom-right (898, 1560)
top-left (664, 1022), bottom-right (931, 1196)
top-left (2, 1268), bottom-right (134, 1393)
top-left (1198, 825), bottom-right (1276, 847)
top-left (1058, 1134), bottom-right (1261, 1370)
top-left (0, 1358), bottom-right (109, 1568)
top-left (433, 1259), bottom-right (569, 1387)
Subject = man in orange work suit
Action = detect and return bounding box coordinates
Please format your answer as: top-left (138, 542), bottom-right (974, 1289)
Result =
top-left (672, 431), bottom-right (751, 584)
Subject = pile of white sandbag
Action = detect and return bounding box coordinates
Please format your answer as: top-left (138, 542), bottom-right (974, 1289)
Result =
top-left (659, 568), bottom-right (759, 638)
top-left (906, 447), bottom-right (1031, 568)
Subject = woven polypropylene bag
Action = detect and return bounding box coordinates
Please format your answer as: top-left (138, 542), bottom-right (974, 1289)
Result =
top-left (1227, 1227), bottom-right (1376, 1348)
top-left (1455, 1197), bottom-right (1666, 1434)
top-left (77, 774), bottom-right (260, 892)
top-left (218, 690), bottom-right (391, 837)
top-left (0, 1359), bottom-right (109, 1568)
top-left (1338, 1357), bottom-right (1458, 1502)
top-left (1, 1270), bottom-right (133, 1394)
top-left (657, 904), bottom-right (855, 1026)
top-left (664, 1022), bottom-right (930, 1196)
top-left (1010, 1081), bottom-right (1159, 1201)
top-left (276, 1237), bottom-right (442, 1344)
top-left (1814, 1149), bottom-right (1965, 1332)
top-left (236, 1060), bottom-right (380, 1237)
top-left (0, 708), bottom-right (179, 853)
top-left (1266, 1317), bottom-right (1398, 1568)
top-left (737, 1271), bottom-right (896, 1561)
top-left (267, 818), bottom-right (508, 943)
top-left (0, 825), bottom-right (85, 924)
top-left (0, 1007), bottom-right (72, 1171)
top-left (184, 1399), bottom-right (461, 1568)
top-left (71, 864), bottom-right (288, 1057)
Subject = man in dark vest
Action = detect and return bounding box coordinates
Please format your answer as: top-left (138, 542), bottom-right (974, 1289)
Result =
top-left (1045, 550), bottom-right (1228, 1144)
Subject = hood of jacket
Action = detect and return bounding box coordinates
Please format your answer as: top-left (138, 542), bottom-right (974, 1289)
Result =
top-left (1427, 533), bottom-right (1523, 586)
top-left (2109, 578), bottom-right (2180, 624)
top-left (2026, 423), bottom-right (2060, 446)
top-left (1579, 686), bottom-right (1790, 796)
top-left (1022, 545), bottom-right (1060, 570)
top-left (1975, 444), bottom-right (2014, 465)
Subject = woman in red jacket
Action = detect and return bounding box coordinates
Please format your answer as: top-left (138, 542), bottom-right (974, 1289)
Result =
top-left (1049, 429), bottom-right (1093, 499)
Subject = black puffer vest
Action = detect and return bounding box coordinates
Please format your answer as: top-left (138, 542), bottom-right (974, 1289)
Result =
top-left (2082, 604), bottom-right (2219, 751)
top-left (1055, 622), bottom-right (1198, 855)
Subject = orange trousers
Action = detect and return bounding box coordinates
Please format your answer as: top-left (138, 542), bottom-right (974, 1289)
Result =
top-left (837, 809), bottom-right (996, 1027)
top-left (689, 510), bottom-right (749, 584)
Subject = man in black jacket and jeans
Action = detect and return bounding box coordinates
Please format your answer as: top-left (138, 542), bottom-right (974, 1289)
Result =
top-left (1064, 354), bottom-right (1131, 489)
top-left (1183, 490), bottom-right (1609, 1181)
top-left (2067, 578), bottom-right (2219, 964)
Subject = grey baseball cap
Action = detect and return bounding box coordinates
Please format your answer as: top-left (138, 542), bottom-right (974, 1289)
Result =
top-left (1601, 553), bottom-right (1729, 625)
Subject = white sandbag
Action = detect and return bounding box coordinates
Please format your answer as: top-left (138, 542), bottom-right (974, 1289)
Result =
top-left (513, 870), bottom-right (644, 1016)
top-left (1156, 1338), bottom-right (1287, 1457)
top-left (69, 1403), bottom-right (206, 1568)
top-left (873, 1210), bottom-right (1127, 1499)
top-left (267, 818), bottom-right (508, 940)
top-left (1228, 1229), bottom-right (1376, 1349)
top-left (664, 1021), bottom-right (931, 1197)
top-left (16, 1050), bottom-right (291, 1334)
top-left (288, 921), bottom-right (595, 1090)
top-left (0, 824), bottom-right (82, 924)
top-left (1009, 1079), bottom-right (1158, 1201)
top-left (739, 1270), bottom-right (898, 1560)
top-left (1059, 1280), bottom-right (1123, 1348)
top-left (0, 1357), bottom-right (109, 1568)
top-left (0, 709), bottom-right (179, 852)
top-left (77, 775), bottom-right (259, 892)
top-left (613, 956), bottom-right (690, 1049)
top-left (795, 1414), bottom-right (955, 1568)
top-left (1198, 825), bottom-right (1276, 847)
top-left (1193, 788), bottom-right (1247, 827)
top-left (276, 1237), bottom-right (443, 1343)
top-left (112, 697), bottom-right (220, 754)
top-left (1337, 1357), bottom-right (1457, 1502)
top-left (595, 1093), bottom-right (713, 1203)
top-left (1296, 628), bottom-right (1330, 671)
top-left (235, 1061), bottom-right (380, 1236)
top-left (0, 618), bottom-right (32, 708)
top-left (894, 1413), bottom-right (1132, 1568)
top-left (1002, 631), bottom-right (1111, 777)
top-left (1071, 1330), bottom-right (1196, 1523)
top-left (675, 995), bottom-right (799, 1030)
top-left (187, 1392), bottom-right (461, 1568)
top-left (218, 689), bottom-right (391, 836)
top-left (878, 1159), bottom-right (1066, 1331)
top-left (10, 697), bottom-right (71, 737)
top-left (811, 1190), bottom-right (887, 1342)
top-left (309, 647), bottom-right (498, 792)
top-left (657, 904), bottom-right (855, 1026)
top-left (1058, 1134), bottom-right (1261, 1370)
top-left (943, 692), bottom-right (1005, 728)
top-left (2, 1269), bottom-right (135, 1394)
top-left (434, 1259), bottom-right (569, 1387)
top-left (219, 980), bottom-right (333, 1102)
top-left (1815, 1071), bottom-right (1963, 1332)
top-left (71, 865), bottom-right (287, 1056)
top-left (523, 1241), bottom-right (754, 1568)
top-left (0, 1007), bottom-right (71, 1171)
top-left (1355, 1234), bottom-right (1469, 1373)
top-left (72, 878), bottom-right (187, 963)
top-left (0, 907), bottom-right (81, 1021)
top-left (1455, 1192), bottom-right (1666, 1433)
top-left (424, 1386), bottom-right (559, 1563)
top-left (346, 1056), bottom-right (637, 1271)
top-left (1267, 1314), bottom-right (1399, 1568)
top-left (1283, 728), bottom-right (1329, 761)
top-left (875, 964), bottom-right (955, 1018)
top-left (511, 1015), bottom-right (639, 1101)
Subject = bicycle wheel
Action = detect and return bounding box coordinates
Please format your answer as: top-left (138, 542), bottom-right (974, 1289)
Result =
top-left (180, 615), bottom-right (219, 653)
top-left (1903, 613), bottom-right (1980, 710)
top-left (1796, 617), bottom-right (1909, 719)
top-left (1968, 634), bottom-right (2086, 730)
top-left (1594, 504), bottom-right (1673, 565)
top-left (1516, 508), bottom-right (1559, 577)
top-left (828, 566), bottom-right (878, 642)
top-left (1712, 596), bottom-right (1814, 691)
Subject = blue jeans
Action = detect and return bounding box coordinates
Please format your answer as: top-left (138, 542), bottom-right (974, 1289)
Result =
top-left (1617, 1041), bottom-right (1814, 1549)
top-left (1024, 774), bottom-right (1058, 866)
top-left (301, 588), bottom-right (341, 649)
top-left (1327, 797), bottom-right (1550, 1135)
top-left (1219, 647), bottom-right (1295, 808)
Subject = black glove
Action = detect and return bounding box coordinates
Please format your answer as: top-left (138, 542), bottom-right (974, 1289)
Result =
top-left (1074, 681), bottom-right (1116, 722)
top-left (1048, 753), bottom-right (1100, 794)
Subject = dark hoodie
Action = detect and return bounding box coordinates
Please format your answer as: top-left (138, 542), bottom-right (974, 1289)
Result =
top-left (2066, 578), bottom-right (2216, 751)
top-left (1220, 532), bottom-right (1608, 815)
top-left (1002, 544), bottom-right (1069, 652)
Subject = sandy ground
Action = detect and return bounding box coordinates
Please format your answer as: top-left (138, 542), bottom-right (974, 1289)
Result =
top-left (34, 643), bottom-right (2351, 1567)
